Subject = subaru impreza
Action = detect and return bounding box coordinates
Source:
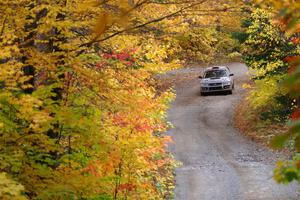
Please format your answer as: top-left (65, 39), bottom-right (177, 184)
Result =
top-left (199, 66), bottom-right (234, 95)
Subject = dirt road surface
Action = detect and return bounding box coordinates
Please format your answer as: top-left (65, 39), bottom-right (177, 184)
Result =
top-left (167, 63), bottom-right (300, 200)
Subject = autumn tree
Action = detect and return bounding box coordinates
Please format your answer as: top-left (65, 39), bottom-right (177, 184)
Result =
top-left (0, 0), bottom-right (244, 199)
top-left (258, 0), bottom-right (300, 185)
top-left (240, 0), bottom-right (300, 184)
top-left (235, 7), bottom-right (299, 126)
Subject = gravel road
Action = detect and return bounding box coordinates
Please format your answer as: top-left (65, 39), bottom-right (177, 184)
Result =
top-left (167, 63), bottom-right (300, 200)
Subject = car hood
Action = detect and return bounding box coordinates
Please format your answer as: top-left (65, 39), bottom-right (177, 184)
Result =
top-left (201, 77), bottom-right (230, 83)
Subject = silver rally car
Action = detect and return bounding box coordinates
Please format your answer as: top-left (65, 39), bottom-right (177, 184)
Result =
top-left (199, 66), bottom-right (234, 95)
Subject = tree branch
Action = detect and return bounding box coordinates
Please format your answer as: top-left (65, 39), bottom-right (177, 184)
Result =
top-left (0, 16), bottom-right (7, 37)
top-left (80, 0), bottom-right (208, 47)
top-left (80, 0), bottom-right (150, 48)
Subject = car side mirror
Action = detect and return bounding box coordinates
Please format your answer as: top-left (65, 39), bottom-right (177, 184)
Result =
top-left (229, 73), bottom-right (234, 76)
top-left (198, 75), bottom-right (202, 79)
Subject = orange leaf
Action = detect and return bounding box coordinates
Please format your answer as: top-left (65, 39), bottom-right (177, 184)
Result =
top-left (94, 12), bottom-right (110, 36)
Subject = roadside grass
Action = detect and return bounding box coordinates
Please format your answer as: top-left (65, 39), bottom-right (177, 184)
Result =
top-left (234, 92), bottom-right (289, 148)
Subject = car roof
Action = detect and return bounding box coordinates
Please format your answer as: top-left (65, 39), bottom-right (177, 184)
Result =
top-left (204, 66), bottom-right (230, 72)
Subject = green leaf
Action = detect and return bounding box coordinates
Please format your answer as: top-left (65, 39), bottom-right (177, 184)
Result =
top-left (271, 134), bottom-right (290, 149)
top-left (295, 135), bottom-right (300, 152)
top-left (287, 17), bottom-right (299, 30)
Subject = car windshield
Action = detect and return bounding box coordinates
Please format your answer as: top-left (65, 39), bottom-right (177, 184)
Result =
top-left (204, 70), bottom-right (227, 78)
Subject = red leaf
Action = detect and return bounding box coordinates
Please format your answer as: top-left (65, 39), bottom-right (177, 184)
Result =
top-left (291, 108), bottom-right (300, 120)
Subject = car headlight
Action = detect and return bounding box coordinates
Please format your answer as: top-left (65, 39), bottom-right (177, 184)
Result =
top-left (201, 83), bottom-right (208, 86)
top-left (223, 81), bottom-right (231, 85)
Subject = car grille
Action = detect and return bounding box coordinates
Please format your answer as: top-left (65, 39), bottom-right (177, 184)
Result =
top-left (208, 83), bottom-right (222, 86)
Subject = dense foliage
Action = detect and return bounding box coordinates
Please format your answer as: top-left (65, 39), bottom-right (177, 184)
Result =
top-left (0, 0), bottom-right (242, 199)
top-left (0, 1), bottom-right (178, 199)
top-left (236, 8), bottom-right (299, 124)
top-left (177, 27), bottom-right (240, 64)
top-left (240, 1), bottom-right (300, 184)
top-left (267, 1), bottom-right (300, 185)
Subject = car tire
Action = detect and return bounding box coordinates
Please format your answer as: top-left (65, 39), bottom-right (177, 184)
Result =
top-left (200, 92), bottom-right (206, 96)
top-left (228, 90), bottom-right (233, 95)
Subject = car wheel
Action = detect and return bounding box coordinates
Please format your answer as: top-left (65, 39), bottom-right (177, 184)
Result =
top-left (228, 90), bottom-right (233, 95)
top-left (200, 92), bottom-right (206, 96)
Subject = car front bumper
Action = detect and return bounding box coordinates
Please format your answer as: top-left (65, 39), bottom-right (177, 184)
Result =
top-left (201, 85), bottom-right (232, 93)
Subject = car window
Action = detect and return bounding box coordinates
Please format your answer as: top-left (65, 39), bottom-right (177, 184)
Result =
top-left (204, 70), bottom-right (228, 78)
